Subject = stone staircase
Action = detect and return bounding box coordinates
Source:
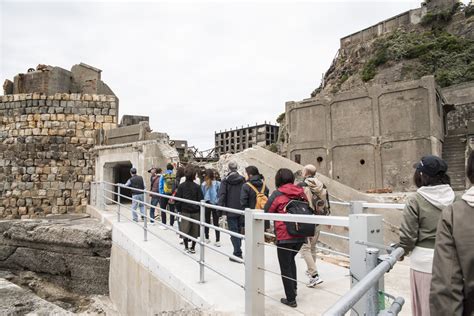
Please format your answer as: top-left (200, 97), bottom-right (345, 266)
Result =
top-left (443, 135), bottom-right (467, 191)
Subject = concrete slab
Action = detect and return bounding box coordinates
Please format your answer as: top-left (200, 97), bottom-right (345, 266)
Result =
top-left (88, 204), bottom-right (411, 315)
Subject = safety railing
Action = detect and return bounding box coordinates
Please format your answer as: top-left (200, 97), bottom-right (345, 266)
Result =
top-left (89, 181), bottom-right (407, 315)
top-left (91, 181), bottom-right (246, 288)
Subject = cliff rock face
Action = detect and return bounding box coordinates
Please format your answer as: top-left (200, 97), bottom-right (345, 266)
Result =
top-left (0, 216), bottom-right (111, 295)
top-left (312, 2), bottom-right (474, 97)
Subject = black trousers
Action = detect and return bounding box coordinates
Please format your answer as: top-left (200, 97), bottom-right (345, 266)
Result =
top-left (159, 196), bottom-right (176, 225)
top-left (277, 242), bottom-right (303, 302)
top-left (204, 207), bottom-right (220, 241)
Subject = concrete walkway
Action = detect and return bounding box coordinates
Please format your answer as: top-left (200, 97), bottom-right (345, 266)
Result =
top-left (89, 204), bottom-right (411, 315)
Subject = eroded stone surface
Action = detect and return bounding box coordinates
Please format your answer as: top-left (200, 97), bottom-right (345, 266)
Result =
top-left (0, 217), bottom-right (111, 295)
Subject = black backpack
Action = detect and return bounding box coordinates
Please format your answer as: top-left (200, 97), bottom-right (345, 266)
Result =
top-left (284, 199), bottom-right (316, 237)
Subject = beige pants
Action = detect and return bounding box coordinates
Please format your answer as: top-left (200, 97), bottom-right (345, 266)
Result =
top-left (410, 269), bottom-right (432, 316)
top-left (300, 226), bottom-right (320, 277)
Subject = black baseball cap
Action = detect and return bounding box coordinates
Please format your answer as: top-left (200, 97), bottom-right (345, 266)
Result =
top-left (414, 155), bottom-right (448, 177)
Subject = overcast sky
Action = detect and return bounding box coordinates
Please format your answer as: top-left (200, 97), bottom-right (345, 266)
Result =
top-left (2, 0), bottom-right (462, 150)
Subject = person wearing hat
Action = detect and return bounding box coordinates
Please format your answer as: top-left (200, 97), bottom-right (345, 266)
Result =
top-left (124, 167), bottom-right (146, 222)
top-left (399, 155), bottom-right (455, 316)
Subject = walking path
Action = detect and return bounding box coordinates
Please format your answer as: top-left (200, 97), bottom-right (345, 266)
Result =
top-left (90, 204), bottom-right (411, 315)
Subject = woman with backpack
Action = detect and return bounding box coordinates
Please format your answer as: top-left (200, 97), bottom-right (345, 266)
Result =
top-left (399, 155), bottom-right (455, 316)
top-left (202, 169), bottom-right (222, 247)
top-left (264, 168), bottom-right (308, 308)
top-left (175, 165), bottom-right (204, 254)
top-left (240, 166), bottom-right (269, 210)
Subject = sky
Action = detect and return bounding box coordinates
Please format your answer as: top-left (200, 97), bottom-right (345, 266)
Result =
top-left (2, 0), bottom-right (463, 150)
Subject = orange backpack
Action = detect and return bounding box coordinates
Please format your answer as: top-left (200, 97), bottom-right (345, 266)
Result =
top-left (246, 180), bottom-right (268, 209)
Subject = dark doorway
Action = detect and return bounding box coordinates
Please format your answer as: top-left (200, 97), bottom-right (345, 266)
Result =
top-left (113, 162), bottom-right (133, 203)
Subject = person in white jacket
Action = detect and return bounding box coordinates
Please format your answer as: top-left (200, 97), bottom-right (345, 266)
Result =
top-left (399, 155), bottom-right (455, 316)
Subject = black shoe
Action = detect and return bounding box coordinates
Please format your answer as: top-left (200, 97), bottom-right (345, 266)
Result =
top-left (280, 298), bottom-right (297, 308)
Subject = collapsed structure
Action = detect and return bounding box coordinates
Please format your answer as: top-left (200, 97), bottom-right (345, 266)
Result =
top-left (283, 0), bottom-right (474, 192)
top-left (0, 63), bottom-right (178, 219)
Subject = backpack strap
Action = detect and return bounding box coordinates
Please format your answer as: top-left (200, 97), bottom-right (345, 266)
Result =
top-left (246, 182), bottom-right (260, 194)
top-left (260, 180), bottom-right (266, 194)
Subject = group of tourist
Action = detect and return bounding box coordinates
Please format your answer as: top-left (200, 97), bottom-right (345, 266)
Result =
top-left (122, 153), bottom-right (474, 314)
top-left (123, 161), bottom-right (328, 308)
top-left (398, 153), bottom-right (474, 316)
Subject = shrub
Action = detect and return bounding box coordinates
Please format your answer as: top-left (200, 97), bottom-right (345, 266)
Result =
top-left (361, 62), bottom-right (377, 82)
top-left (276, 112), bottom-right (285, 124)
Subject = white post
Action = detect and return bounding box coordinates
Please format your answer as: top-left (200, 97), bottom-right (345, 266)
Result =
top-left (117, 185), bottom-right (121, 222)
top-left (100, 182), bottom-right (106, 210)
top-left (350, 201), bottom-right (365, 214)
top-left (199, 200), bottom-right (206, 283)
top-left (349, 213), bottom-right (384, 315)
top-left (245, 208), bottom-right (265, 316)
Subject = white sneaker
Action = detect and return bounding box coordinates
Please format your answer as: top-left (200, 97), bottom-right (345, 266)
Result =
top-left (307, 275), bottom-right (324, 288)
top-left (214, 241), bottom-right (221, 247)
top-left (205, 238), bottom-right (211, 244)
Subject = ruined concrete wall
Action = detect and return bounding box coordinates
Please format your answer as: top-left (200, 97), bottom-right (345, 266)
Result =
top-left (442, 81), bottom-right (474, 134)
top-left (340, 7), bottom-right (425, 50)
top-left (0, 218), bottom-right (111, 295)
top-left (0, 93), bottom-right (118, 219)
top-left (13, 67), bottom-right (74, 95)
top-left (286, 76), bottom-right (443, 192)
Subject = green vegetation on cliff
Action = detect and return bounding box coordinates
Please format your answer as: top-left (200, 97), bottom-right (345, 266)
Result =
top-left (361, 29), bottom-right (474, 87)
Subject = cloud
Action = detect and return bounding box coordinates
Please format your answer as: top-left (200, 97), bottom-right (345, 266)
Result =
top-left (1, 0), bottom-right (425, 149)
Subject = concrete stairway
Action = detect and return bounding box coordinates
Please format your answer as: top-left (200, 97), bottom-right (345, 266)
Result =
top-left (443, 135), bottom-right (467, 191)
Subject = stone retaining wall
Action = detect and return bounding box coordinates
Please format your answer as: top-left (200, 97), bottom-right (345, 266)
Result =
top-left (0, 93), bottom-right (118, 219)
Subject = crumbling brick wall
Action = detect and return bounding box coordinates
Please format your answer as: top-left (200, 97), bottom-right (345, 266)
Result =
top-left (0, 93), bottom-right (118, 219)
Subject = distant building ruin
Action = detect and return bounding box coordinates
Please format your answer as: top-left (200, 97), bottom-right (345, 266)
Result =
top-left (215, 123), bottom-right (279, 156)
top-left (3, 63), bottom-right (116, 96)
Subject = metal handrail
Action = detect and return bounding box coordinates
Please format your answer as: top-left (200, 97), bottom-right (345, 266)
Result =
top-left (100, 180), bottom-right (245, 215)
top-left (323, 247), bottom-right (405, 315)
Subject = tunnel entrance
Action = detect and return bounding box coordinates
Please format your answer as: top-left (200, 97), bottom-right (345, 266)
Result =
top-left (103, 161), bottom-right (133, 204)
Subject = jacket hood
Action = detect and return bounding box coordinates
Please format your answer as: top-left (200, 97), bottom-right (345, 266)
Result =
top-left (225, 171), bottom-right (245, 185)
top-left (417, 184), bottom-right (455, 210)
top-left (248, 175), bottom-right (264, 186)
top-left (462, 186), bottom-right (474, 207)
top-left (278, 183), bottom-right (307, 200)
top-left (304, 177), bottom-right (325, 193)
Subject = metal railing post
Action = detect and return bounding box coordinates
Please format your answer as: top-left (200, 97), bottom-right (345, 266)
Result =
top-left (366, 248), bottom-right (380, 315)
top-left (117, 185), bottom-right (121, 222)
top-left (245, 208), bottom-right (265, 316)
top-left (350, 201), bottom-right (365, 214)
top-left (101, 182), bottom-right (106, 210)
top-left (349, 212), bottom-right (384, 315)
top-left (199, 200), bottom-right (206, 283)
top-left (143, 198), bottom-right (148, 241)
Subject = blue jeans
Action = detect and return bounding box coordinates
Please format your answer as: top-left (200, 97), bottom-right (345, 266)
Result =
top-left (227, 216), bottom-right (244, 257)
top-left (131, 194), bottom-right (145, 222)
top-left (150, 197), bottom-right (159, 223)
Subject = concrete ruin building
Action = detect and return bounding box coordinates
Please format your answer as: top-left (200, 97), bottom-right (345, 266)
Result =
top-left (0, 64), bottom-right (178, 219)
top-left (215, 122), bottom-right (279, 155)
top-left (285, 0), bottom-right (474, 192)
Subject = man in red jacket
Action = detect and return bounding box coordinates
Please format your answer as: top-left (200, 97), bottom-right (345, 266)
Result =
top-left (264, 168), bottom-right (307, 308)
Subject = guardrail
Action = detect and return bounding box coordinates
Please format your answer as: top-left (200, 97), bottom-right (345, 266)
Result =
top-left (90, 181), bottom-right (406, 316)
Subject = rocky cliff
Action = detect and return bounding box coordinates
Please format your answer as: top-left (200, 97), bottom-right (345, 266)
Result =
top-left (312, 2), bottom-right (474, 97)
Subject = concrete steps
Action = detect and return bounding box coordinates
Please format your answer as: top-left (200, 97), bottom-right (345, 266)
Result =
top-left (443, 135), bottom-right (467, 191)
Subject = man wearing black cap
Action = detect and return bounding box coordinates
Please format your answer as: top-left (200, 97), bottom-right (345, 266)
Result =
top-left (124, 167), bottom-right (146, 222)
